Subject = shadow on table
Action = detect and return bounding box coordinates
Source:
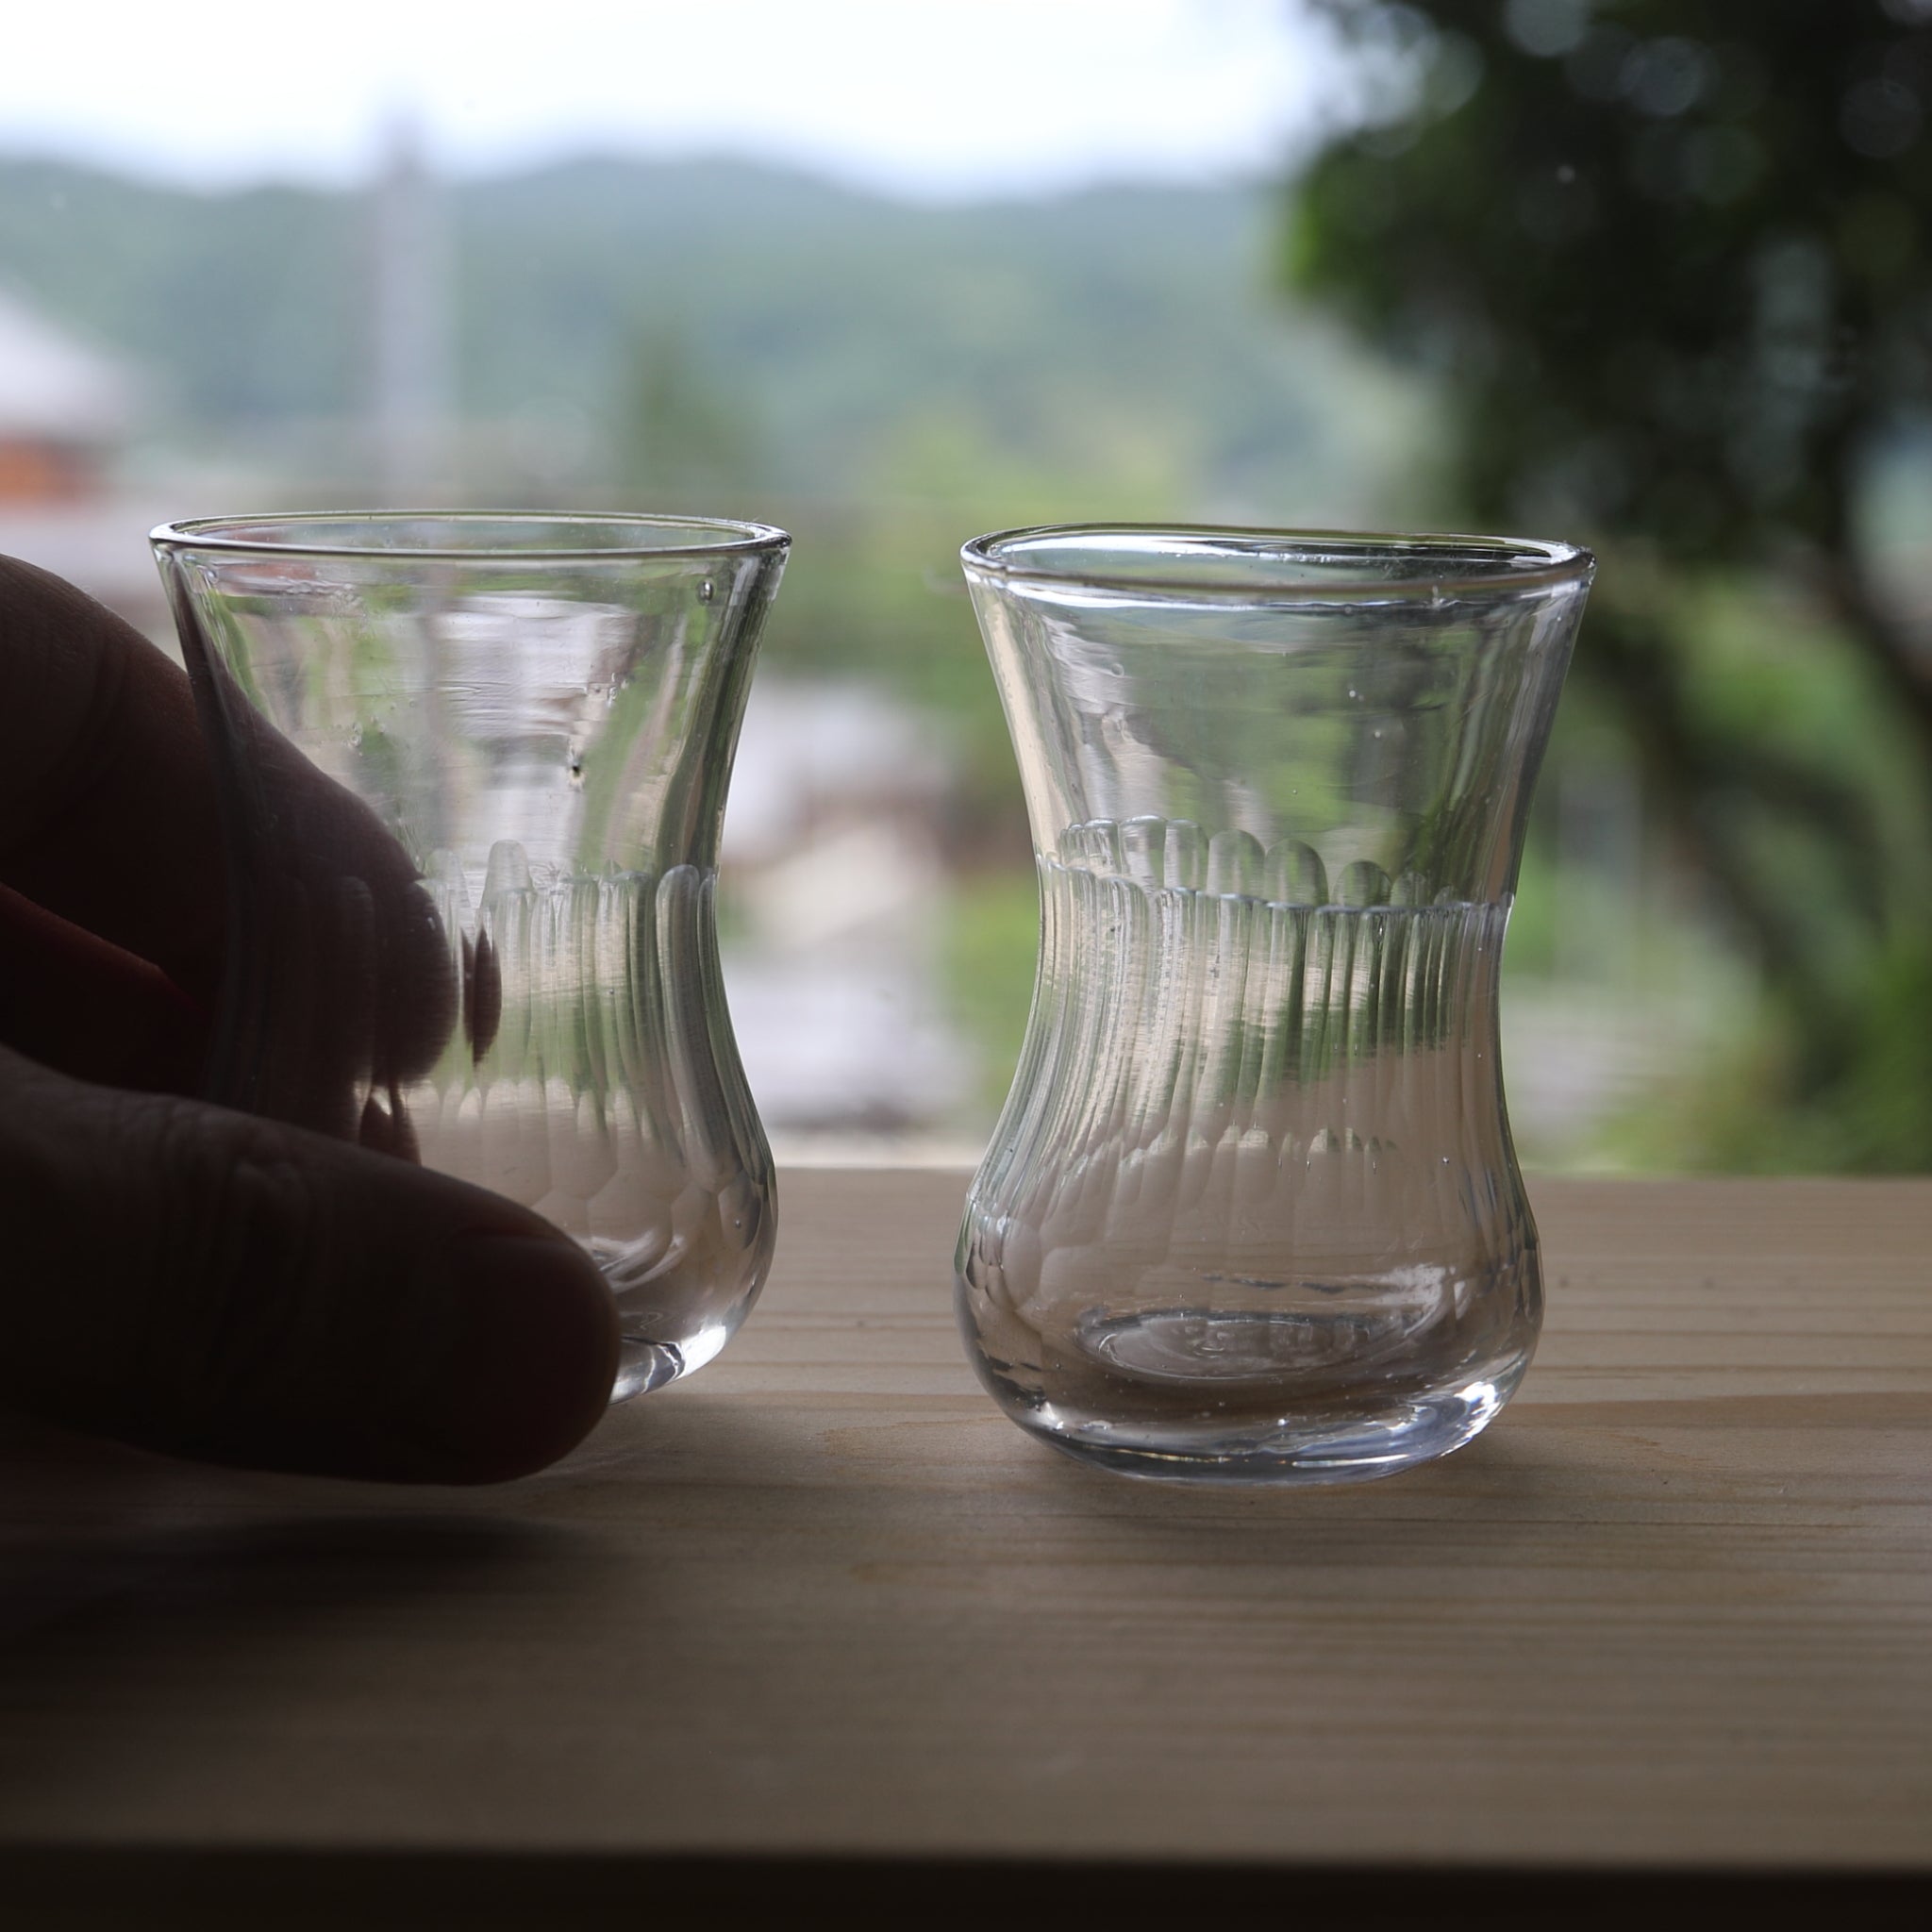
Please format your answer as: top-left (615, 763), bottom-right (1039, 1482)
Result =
top-left (0, 1408), bottom-right (618, 1830)
top-left (0, 1846), bottom-right (1927, 1930)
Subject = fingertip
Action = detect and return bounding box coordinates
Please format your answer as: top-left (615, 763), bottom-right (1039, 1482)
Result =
top-left (399, 1232), bottom-right (621, 1484)
top-left (0, 1052), bottom-right (625, 1486)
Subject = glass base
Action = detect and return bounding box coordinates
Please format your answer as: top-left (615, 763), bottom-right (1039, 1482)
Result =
top-left (610, 1319), bottom-right (736, 1404)
top-left (1008, 1370), bottom-right (1522, 1487)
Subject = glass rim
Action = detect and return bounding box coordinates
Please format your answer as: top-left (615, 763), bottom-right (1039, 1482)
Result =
top-left (959, 523), bottom-right (1595, 600)
top-left (149, 508), bottom-right (791, 563)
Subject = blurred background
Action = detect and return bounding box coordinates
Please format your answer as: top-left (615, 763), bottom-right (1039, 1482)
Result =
top-left (2, 0), bottom-right (1927, 1173)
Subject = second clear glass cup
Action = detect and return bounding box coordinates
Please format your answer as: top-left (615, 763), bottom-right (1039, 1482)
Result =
top-left (153, 511), bottom-right (788, 1403)
top-left (957, 525), bottom-right (1591, 1484)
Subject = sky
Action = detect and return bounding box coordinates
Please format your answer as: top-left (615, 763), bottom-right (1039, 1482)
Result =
top-left (0, 0), bottom-right (1337, 200)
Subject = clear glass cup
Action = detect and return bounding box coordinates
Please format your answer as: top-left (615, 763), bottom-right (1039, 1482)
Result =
top-left (152, 511), bottom-right (788, 1403)
top-left (956, 525), bottom-right (1591, 1483)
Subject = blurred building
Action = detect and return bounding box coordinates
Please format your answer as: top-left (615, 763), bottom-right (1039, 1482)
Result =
top-left (0, 285), bottom-right (172, 634)
top-left (720, 679), bottom-right (973, 1147)
top-left (0, 286), bottom-right (128, 503)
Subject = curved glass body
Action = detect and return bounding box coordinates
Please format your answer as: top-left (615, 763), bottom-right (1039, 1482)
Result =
top-left (958, 525), bottom-right (1591, 1482)
top-left (153, 511), bottom-right (787, 1403)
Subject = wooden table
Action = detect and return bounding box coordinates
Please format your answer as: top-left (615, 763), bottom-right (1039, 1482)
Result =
top-left (2, 1171), bottom-right (1929, 1925)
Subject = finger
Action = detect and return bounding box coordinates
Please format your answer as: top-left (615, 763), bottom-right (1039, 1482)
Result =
top-left (0, 884), bottom-right (208, 1093)
top-left (208, 836), bottom-right (457, 1147)
top-left (0, 1044), bottom-right (619, 1483)
top-left (0, 557), bottom-right (456, 1118)
top-left (162, 581), bottom-right (459, 1115)
top-left (0, 555), bottom-right (225, 1003)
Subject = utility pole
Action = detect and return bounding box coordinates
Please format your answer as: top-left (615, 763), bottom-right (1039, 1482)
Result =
top-left (368, 113), bottom-right (450, 502)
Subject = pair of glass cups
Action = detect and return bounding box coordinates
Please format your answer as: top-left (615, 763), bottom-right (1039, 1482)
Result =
top-left (153, 512), bottom-right (1591, 1484)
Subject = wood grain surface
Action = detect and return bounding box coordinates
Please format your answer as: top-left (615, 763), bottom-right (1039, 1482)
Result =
top-left (1, 1170), bottom-right (1928, 1914)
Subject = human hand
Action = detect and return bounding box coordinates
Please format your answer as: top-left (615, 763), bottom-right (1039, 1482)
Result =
top-left (0, 556), bottom-right (619, 1481)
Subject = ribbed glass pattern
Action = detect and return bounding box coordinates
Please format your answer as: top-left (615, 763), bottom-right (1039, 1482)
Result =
top-left (959, 823), bottom-right (1535, 1470)
top-left (408, 847), bottom-right (771, 1397)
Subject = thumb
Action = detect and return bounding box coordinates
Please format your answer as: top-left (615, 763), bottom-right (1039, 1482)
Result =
top-left (0, 1046), bottom-right (619, 1482)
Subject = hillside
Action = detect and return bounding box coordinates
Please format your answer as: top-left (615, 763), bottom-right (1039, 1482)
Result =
top-left (0, 153), bottom-right (1420, 516)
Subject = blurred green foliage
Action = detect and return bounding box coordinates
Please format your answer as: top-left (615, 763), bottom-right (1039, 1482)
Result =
top-left (942, 867), bottom-right (1043, 1115)
top-left (618, 324), bottom-right (762, 506)
top-left (1292, 0), bottom-right (1932, 1169)
top-left (0, 160), bottom-right (358, 423)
